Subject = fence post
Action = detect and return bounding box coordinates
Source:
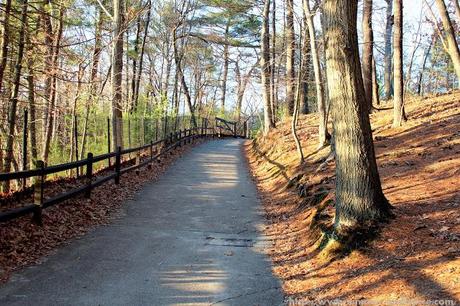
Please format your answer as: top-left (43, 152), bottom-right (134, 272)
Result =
top-left (135, 149), bottom-right (140, 175)
top-left (244, 121), bottom-right (248, 139)
top-left (128, 118), bottom-right (132, 159)
top-left (148, 141), bottom-right (153, 169)
top-left (74, 115), bottom-right (80, 177)
top-left (22, 109), bottom-right (28, 189)
top-left (115, 146), bottom-right (121, 184)
top-left (85, 153), bottom-right (93, 198)
top-left (107, 117), bottom-right (111, 167)
top-left (32, 160), bottom-right (44, 225)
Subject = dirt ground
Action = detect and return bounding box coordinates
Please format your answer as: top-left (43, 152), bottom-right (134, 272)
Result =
top-left (245, 92), bottom-right (460, 305)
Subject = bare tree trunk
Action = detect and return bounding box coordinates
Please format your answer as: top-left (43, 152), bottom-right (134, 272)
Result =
top-left (235, 62), bottom-right (242, 122)
top-left (0, 0), bottom-right (12, 97)
top-left (285, 0), bottom-right (295, 115)
top-left (130, 15), bottom-right (141, 111)
top-left (26, 40), bottom-right (38, 164)
top-left (417, 35), bottom-right (434, 95)
top-left (80, 8), bottom-right (103, 159)
top-left (161, 40), bottom-right (172, 100)
top-left (434, 0), bottom-right (460, 86)
top-left (384, 0), bottom-right (393, 99)
top-left (221, 21), bottom-right (230, 114)
top-left (270, 0), bottom-right (277, 124)
top-left (235, 61), bottom-right (256, 122)
top-left (69, 64), bottom-right (84, 165)
top-left (292, 25), bottom-right (306, 165)
top-left (3, 0), bottom-right (28, 191)
top-left (393, 0), bottom-right (406, 127)
top-left (303, 0), bottom-right (329, 147)
top-left (323, 0), bottom-right (391, 232)
top-left (112, 0), bottom-right (124, 149)
top-left (362, 0), bottom-right (374, 112)
top-left (0, 0), bottom-right (12, 173)
top-left (42, 4), bottom-right (64, 164)
top-left (173, 27), bottom-right (197, 127)
top-left (372, 57), bottom-right (380, 106)
top-left (300, 6), bottom-right (311, 114)
top-left (261, 0), bottom-right (274, 134)
top-left (133, 0), bottom-right (151, 109)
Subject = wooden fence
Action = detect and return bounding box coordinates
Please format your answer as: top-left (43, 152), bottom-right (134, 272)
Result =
top-left (215, 117), bottom-right (249, 138)
top-left (0, 126), bottom-right (216, 225)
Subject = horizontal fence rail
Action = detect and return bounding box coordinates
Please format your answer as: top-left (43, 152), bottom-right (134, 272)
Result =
top-left (0, 125), bottom-right (228, 224)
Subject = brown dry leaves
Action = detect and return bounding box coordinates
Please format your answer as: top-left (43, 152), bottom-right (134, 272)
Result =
top-left (245, 91), bottom-right (460, 303)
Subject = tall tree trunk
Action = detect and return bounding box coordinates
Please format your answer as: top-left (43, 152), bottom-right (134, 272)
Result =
top-left (173, 27), bottom-right (197, 127)
top-left (300, 6), bottom-right (311, 114)
top-left (112, 0), bottom-right (124, 149)
top-left (261, 0), bottom-right (274, 134)
top-left (285, 0), bottom-right (295, 114)
top-left (42, 4), bottom-right (64, 164)
top-left (0, 0), bottom-right (12, 97)
top-left (270, 0), bottom-right (277, 123)
top-left (292, 25), bottom-right (306, 165)
top-left (235, 61), bottom-right (256, 122)
top-left (372, 57), bottom-right (380, 106)
top-left (362, 0), bottom-right (373, 112)
top-left (303, 0), bottom-right (329, 147)
top-left (417, 35), bottom-right (434, 95)
top-left (161, 40), bottom-right (172, 100)
top-left (393, 0), bottom-right (406, 127)
top-left (41, 0), bottom-right (54, 147)
top-left (130, 15), bottom-right (141, 111)
top-left (133, 0), bottom-right (151, 109)
top-left (26, 40), bottom-right (38, 164)
top-left (383, 0), bottom-right (393, 99)
top-left (434, 0), bottom-right (460, 86)
top-left (221, 21), bottom-right (230, 114)
top-left (80, 8), bottom-right (103, 159)
top-left (3, 0), bottom-right (28, 191)
top-left (69, 64), bottom-right (84, 165)
top-left (235, 62), bottom-right (242, 121)
top-left (323, 0), bottom-right (391, 232)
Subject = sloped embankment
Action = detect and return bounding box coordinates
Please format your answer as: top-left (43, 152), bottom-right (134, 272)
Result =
top-left (245, 92), bottom-right (460, 303)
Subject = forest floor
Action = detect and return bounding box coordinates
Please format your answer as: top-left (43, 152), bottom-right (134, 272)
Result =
top-left (0, 139), bottom-right (206, 283)
top-left (245, 91), bottom-right (460, 305)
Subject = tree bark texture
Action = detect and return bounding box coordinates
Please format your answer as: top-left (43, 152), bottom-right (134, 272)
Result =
top-left (285, 0), bottom-right (295, 115)
top-left (261, 0), bottom-right (274, 134)
top-left (323, 0), bottom-right (391, 228)
top-left (393, 0), bottom-right (406, 127)
top-left (362, 0), bottom-right (373, 112)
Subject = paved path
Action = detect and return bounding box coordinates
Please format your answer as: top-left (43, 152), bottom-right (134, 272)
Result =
top-left (0, 139), bottom-right (283, 306)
